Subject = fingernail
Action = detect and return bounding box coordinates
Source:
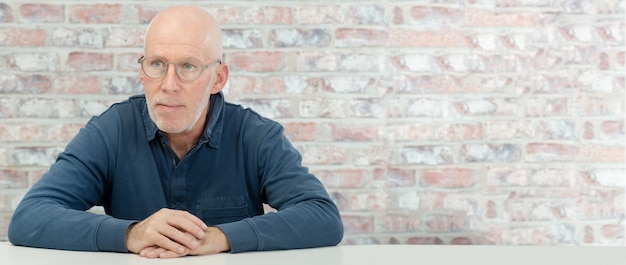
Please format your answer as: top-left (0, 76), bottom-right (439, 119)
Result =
top-left (178, 247), bottom-right (185, 253)
top-left (198, 230), bottom-right (205, 237)
top-left (191, 241), bottom-right (199, 248)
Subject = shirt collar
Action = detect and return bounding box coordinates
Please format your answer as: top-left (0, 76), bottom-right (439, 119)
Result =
top-left (142, 92), bottom-right (225, 149)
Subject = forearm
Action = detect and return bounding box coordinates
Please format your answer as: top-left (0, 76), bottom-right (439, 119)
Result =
top-left (217, 198), bottom-right (343, 253)
top-left (9, 198), bottom-right (134, 252)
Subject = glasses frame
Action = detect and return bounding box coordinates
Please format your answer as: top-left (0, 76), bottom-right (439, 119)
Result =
top-left (137, 56), bottom-right (222, 82)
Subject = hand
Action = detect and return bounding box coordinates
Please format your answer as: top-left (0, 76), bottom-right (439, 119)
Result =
top-left (137, 226), bottom-right (232, 258)
top-left (125, 208), bottom-right (208, 258)
top-left (188, 226), bottom-right (231, 256)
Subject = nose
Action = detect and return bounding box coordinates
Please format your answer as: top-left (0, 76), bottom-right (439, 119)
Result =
top-left (160, 64), bottom-right (180, 92)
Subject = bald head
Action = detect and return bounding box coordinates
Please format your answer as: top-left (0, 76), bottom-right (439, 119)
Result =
top-left (144, 5), bottom-right (222, 61)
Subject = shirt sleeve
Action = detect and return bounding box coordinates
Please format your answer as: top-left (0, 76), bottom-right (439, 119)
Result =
top-left (217, 121), bottom-right (344, 253)
top-left (8, 114), bottom-right (135, 252)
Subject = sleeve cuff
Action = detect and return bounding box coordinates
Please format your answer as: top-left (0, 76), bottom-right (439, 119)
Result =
top-left (216, 219), bottom-right (259, 253)
top-left (95, 217), bottom-right (137, 252)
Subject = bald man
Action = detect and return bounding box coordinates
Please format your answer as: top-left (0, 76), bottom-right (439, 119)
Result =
top-left (8, 5), bottom-right (343, 259)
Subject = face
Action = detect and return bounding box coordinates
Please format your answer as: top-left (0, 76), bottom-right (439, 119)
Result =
top-left (140, 16), bottom-right (221, 135)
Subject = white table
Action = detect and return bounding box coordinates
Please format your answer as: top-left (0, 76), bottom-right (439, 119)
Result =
top-left (1, 241), bottom-right (624, 265)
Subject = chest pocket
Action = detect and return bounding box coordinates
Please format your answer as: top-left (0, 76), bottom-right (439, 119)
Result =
top-left (196, 194), bottom-right (250, 226)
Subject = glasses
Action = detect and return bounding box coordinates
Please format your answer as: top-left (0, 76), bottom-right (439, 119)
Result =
top-left (138, 56), bottom-right (222, 82)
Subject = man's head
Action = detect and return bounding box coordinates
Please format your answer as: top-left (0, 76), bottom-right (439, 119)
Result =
top-left (140, 5), bottom-right (228, 135)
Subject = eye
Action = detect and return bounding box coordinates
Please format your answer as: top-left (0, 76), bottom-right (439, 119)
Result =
top-left (150, 59), bottom-right (165, 68)
top-left (180, 63), bottom-right (198, 72)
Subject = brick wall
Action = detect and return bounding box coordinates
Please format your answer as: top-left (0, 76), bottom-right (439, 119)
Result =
top-left (0, 1), bottom-right (624, 246)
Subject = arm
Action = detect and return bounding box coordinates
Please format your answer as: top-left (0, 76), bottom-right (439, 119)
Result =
top-left (216, 123), bottom-right (344, 253)
top-left (8, 118), bottom-right (134, 252)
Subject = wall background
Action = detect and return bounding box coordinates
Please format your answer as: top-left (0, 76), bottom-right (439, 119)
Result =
top-left (0, 0), bottom-right (624, 246)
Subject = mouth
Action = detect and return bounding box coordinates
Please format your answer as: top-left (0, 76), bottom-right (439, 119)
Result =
top-left (155, 103), bottom-right (184, 112)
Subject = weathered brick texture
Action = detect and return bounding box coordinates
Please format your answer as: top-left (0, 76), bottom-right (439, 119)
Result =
top-left (0, 0), bottom-right (624, 246)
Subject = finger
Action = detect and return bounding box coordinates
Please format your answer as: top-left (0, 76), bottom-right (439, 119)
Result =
top-left (158, 225), bottom-right (200, 251)
top-left (168, 212), bottom-right (207, 239)
top-left (159, 249), bottom-right (187, 259)
top-left (139, 246), bottom-right (158, 257)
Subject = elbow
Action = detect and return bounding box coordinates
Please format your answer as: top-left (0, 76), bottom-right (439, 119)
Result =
top-left (330, 216), bottom-right (344, 246)
top-left (7, 211), bottom-right (26, 246)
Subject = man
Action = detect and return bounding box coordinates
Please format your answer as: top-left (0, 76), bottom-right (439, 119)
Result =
top-left (8, 5), bottom-right (343, 259)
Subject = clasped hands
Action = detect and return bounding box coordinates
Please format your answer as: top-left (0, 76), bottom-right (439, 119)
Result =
top-left (125, 208), bottom-right (231, 259)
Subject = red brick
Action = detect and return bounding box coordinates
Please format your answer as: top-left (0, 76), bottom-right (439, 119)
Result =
top-left (384, 214), bottom-right (420, 232)
top-left (579, 144), bottom-right (625, 163)
top-left (106, 76), bottom-right (142, 95)
top-left (451, 237), bottom-right (473, 245)
top-left (486, 166), bottom-right (528, 187)
top-left (213, 7), bottom-right (241, 24)
top-left (583, 225), bottom-right (595, 243)
top-left (390, 29), bottom-right (471, 48)
top-left (115, 53), bottom-right (141, 72)
top-left (47, 124), bottom-right (83, 142)
top-left (238, 98), bottom-right (292, 119)
top-left (269, 28), bottom-right (331, 48)
top-left (243, 6), bottom-right (291, 24)
top-left (464, 8), bottom-right (539, 27)
top-left (67, 52), bottom-right (113, 71)
top-left (483, 120), bottom-right (532, 139)
top-left (49, 27), bottom-right (104, 48)
top-left (295, 52), bottom-right (336, 72)
top-left (20, 4), bottom-right (64, 23)
top-left (223, 29), bottom-right (263, 49)
top-left (435, 123), bottom-right (482, 141)
top-left (314, 169), bottom-right (369, 189)
top-left (135, 5), bottom-right (161, 24)
top-left (341, 215), bottom-right (374, 234)
top-left (53, 75), bottom-right (100, 94)
top-left (11, 146), bottom-right (61, 166)
top-left (0, 74), bottom-right (51, 94)
top-left (400, 145), bottom-right (454, 165)
top-left (299, 98), bottom-right (346, 118)
top-left (0, 169), bottom-right (29, 188)
top-left (283, 122), bottom-right (316, 142)
top-left (455, 98), bottom-right (520, 116)
top-left (386, 167), bottom-right (416, 187)
top-left (0, 28), bottom-right (46, 46)
top-left (268, 75), bottom-right (322, 94)
top-left (601, 120), bottom-right (624, 139)
top-left (526, 143), bottom-right (579, 162)
top-left (410, 6), bottom-right (462, 26)
top-left (345, 5), bottom-right (384, 24)
top-left (423, 213), bottom-right (467, 232)
top-left (105, 27), bottom-right (145, 47)
top-left (406, 237), bottom-right (444, 245)
top-left (461, 143), bottom-right (522, 163)
top-left (486, 200), bottom-right (498, 218)
top-left (7, 53), bottom-right (59, 72)
top-left (392, 7), bottom-right (404, 24)
top-left (228, 52), bottom-right (285, 72)
top-left (293, 6), bottom-right (341, 24)
top-left (300, 145), bottom-right (348, 165)
top-left (583, 121), bottom-right (595, 139)
top-left (226, 76), bottom-right (268, 95)
top-left (335, 28), bottom-right (388, 48)
top-left (69, 4), bottom-right (123, 24)
top-left (0, 3), bottom-right (13, 22)
top-left (347, 98), bottom-right (384, 118)
top-left (420, 168), bottom-right (474, 189)
top-left (383, 123), bottom-right (434, 142)
top-left (330, 124), bottom-right (379, 142)
top-left (528, 168), bottom-right (581, 187)
top-left (525, 97), bottom-right (569, 117)
top-left (601, 224), bottom-right (623, 241)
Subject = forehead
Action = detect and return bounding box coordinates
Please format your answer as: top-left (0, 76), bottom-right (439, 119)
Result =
top-left (144, 21), bottom-right (210, 61)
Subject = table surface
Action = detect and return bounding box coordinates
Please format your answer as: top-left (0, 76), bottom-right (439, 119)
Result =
top-left (1, 241), bottom-right (625, 265)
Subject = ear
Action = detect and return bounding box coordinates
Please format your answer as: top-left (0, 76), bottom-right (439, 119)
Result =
top-left (210, 62), bottom-right (229, 94)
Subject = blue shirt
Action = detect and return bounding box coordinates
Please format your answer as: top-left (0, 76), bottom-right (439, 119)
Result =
top-left (8, 92), bottom-right (343, 253)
